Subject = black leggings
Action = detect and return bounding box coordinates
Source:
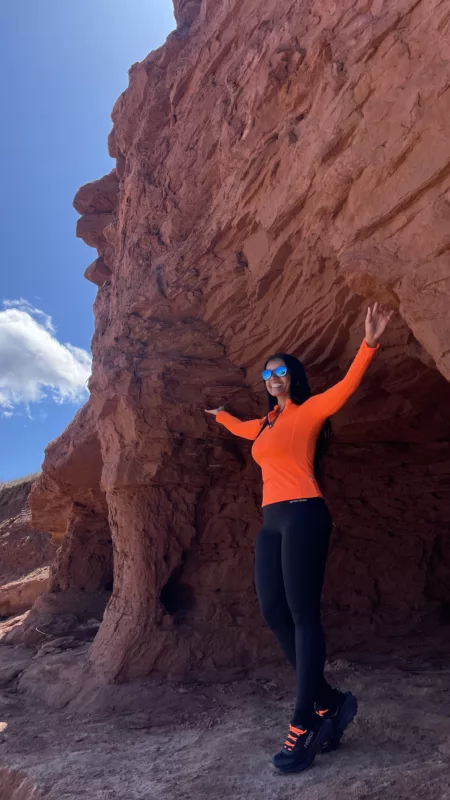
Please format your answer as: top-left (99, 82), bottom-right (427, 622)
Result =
top-left (255, 497), bottom-right (337, 728)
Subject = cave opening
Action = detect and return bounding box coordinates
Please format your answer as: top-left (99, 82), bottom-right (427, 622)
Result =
top-left (160, 562), bottom-right (196, 617)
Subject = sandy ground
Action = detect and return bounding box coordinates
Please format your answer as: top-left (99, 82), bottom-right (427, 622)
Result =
top-left (1, 642), bottom-right (450, 800)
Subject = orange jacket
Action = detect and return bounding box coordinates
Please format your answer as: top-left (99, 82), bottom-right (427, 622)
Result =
top-left (216, 340), bottom-right (379, 506)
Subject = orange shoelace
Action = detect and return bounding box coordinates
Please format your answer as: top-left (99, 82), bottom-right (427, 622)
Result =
top-left (316, 708), bottom-right (329, 718)
top-left (283, 724), bottom-right (307, 750)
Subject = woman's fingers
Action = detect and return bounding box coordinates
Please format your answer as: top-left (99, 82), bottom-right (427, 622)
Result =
top-left (365, 302), bottom-right (394, 342)
top-left (370, 302), bottom-right (394, 323)
top-left (375, 306), bottom-right (394, 333)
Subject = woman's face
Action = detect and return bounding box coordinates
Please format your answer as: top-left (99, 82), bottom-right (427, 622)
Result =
top-left (264, 357), bottom-right (291, 399)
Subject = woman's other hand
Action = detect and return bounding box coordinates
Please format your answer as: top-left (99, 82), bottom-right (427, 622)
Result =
top-left (204, 406), bottom-right (225, 417)
top-left (365, 302), bottom-right (394, 347)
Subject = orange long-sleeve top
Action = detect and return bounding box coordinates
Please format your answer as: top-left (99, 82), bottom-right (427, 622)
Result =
top-left (216, 340), bottom-right (379, 506)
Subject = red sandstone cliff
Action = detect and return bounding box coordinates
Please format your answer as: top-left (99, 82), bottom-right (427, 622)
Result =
top-left (26, 0), bottom-right (450, 682)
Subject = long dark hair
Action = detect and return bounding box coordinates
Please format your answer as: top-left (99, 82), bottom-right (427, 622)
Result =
top-left (260, 352), bottom-right (332, 491)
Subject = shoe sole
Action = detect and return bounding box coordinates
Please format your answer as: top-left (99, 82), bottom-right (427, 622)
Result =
top-left (321, 692), bottom-right (358, 754)
top-left (274, 719), bottom-right (333, 774)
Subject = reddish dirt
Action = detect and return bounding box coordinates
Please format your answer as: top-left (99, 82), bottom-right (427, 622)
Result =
top-left (1, 643), bottom-right (450, 800)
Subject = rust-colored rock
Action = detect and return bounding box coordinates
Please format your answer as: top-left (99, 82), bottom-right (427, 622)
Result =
top-left (173, 0), bottom-right (202, 28)
top-left (84, 257), bottom-right (112, 287)
top-left (0, 569), bottom-right (50, 618)
top-left (28, 0), bottom-right (450, 684)
top-left (0, 768), bottom-right (45, 800)
top-left (9, 406), bottom-right (113, 647)
top-left (76, 212), bottom-right (116, 250)
top-left (0, 479), bottom-right (56, 618)
top-left (73, 170), bottom-right (119, 215)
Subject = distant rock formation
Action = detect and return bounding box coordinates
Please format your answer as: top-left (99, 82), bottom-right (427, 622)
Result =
top-left (0, 477), bottom-right (55, 618)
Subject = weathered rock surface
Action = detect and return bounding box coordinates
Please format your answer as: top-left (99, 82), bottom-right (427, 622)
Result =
top-left (28, 0), bottom-right (450, 684)
top-left (0, 570), bottom-right (50, 619)
top-left (0, 769), bottom-right (44, 800)
top-left (0, 479), bottom-right (55, 618)
top-left (6, 408), bottom-right (113, 647)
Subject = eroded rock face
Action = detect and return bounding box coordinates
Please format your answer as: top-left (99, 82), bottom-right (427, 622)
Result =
top-left (0, 479), bottom-right (56, 618)
top-left (0, 769), bottom-right (44, 800)
top-left (173, 0), bottom-right (202, 29)
top-left (30, 0), bottom-right (450, 681)
top-left (12, 405), bottom-right (113, 646)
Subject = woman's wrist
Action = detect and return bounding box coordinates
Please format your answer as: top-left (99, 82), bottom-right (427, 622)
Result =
top-left (364, 336), bottom-right (378, 348)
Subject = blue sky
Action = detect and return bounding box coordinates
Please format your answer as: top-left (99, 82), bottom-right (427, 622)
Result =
top-left (0, 1), bottom-right (175, 481)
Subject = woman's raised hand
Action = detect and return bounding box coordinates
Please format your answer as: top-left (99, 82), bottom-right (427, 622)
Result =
top-left (365, 302), bottom-right (394, 347)
top-left (204, 406), bottom-right (225, 417)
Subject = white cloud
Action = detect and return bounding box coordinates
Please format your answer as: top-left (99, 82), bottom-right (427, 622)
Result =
top-left (3, 298), bottom-right (55, 333)
top-left (0, 300), bottom-right (92, 414)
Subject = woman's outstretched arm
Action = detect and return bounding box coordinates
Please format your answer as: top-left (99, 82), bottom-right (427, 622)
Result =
top-left (205, 407), bottom-right (265, 440)
top-left (310, 303), bottom-right (393, 419)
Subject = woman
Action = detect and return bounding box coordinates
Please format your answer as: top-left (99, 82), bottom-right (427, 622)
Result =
top-left (205, 303), bottom-right (393, 774)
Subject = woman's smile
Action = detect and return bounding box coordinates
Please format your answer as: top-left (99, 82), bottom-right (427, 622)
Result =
top-left (265, 358), bottom-right (291, 397)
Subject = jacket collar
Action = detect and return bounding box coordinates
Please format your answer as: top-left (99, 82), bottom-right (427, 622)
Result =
top-left (268, 398), bottom-right (292, 422)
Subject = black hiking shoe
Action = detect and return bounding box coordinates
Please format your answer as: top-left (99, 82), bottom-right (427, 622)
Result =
top-left (315, 690), bottom-right (358, 753)
top-left (272, 716), bottom-right (333, 773)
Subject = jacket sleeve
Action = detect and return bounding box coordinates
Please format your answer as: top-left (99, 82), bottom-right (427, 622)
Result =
top-left (309, 340), bottom-right (379, 420)
top-left (215, 410), bottom-right (265, 440)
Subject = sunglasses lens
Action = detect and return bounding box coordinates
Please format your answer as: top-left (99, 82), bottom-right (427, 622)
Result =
top-left (262, 366), bottom-right (287, 380)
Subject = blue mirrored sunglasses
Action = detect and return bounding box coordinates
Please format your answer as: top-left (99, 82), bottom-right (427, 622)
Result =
top-left (261, 365), bottom-right (288, 381)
